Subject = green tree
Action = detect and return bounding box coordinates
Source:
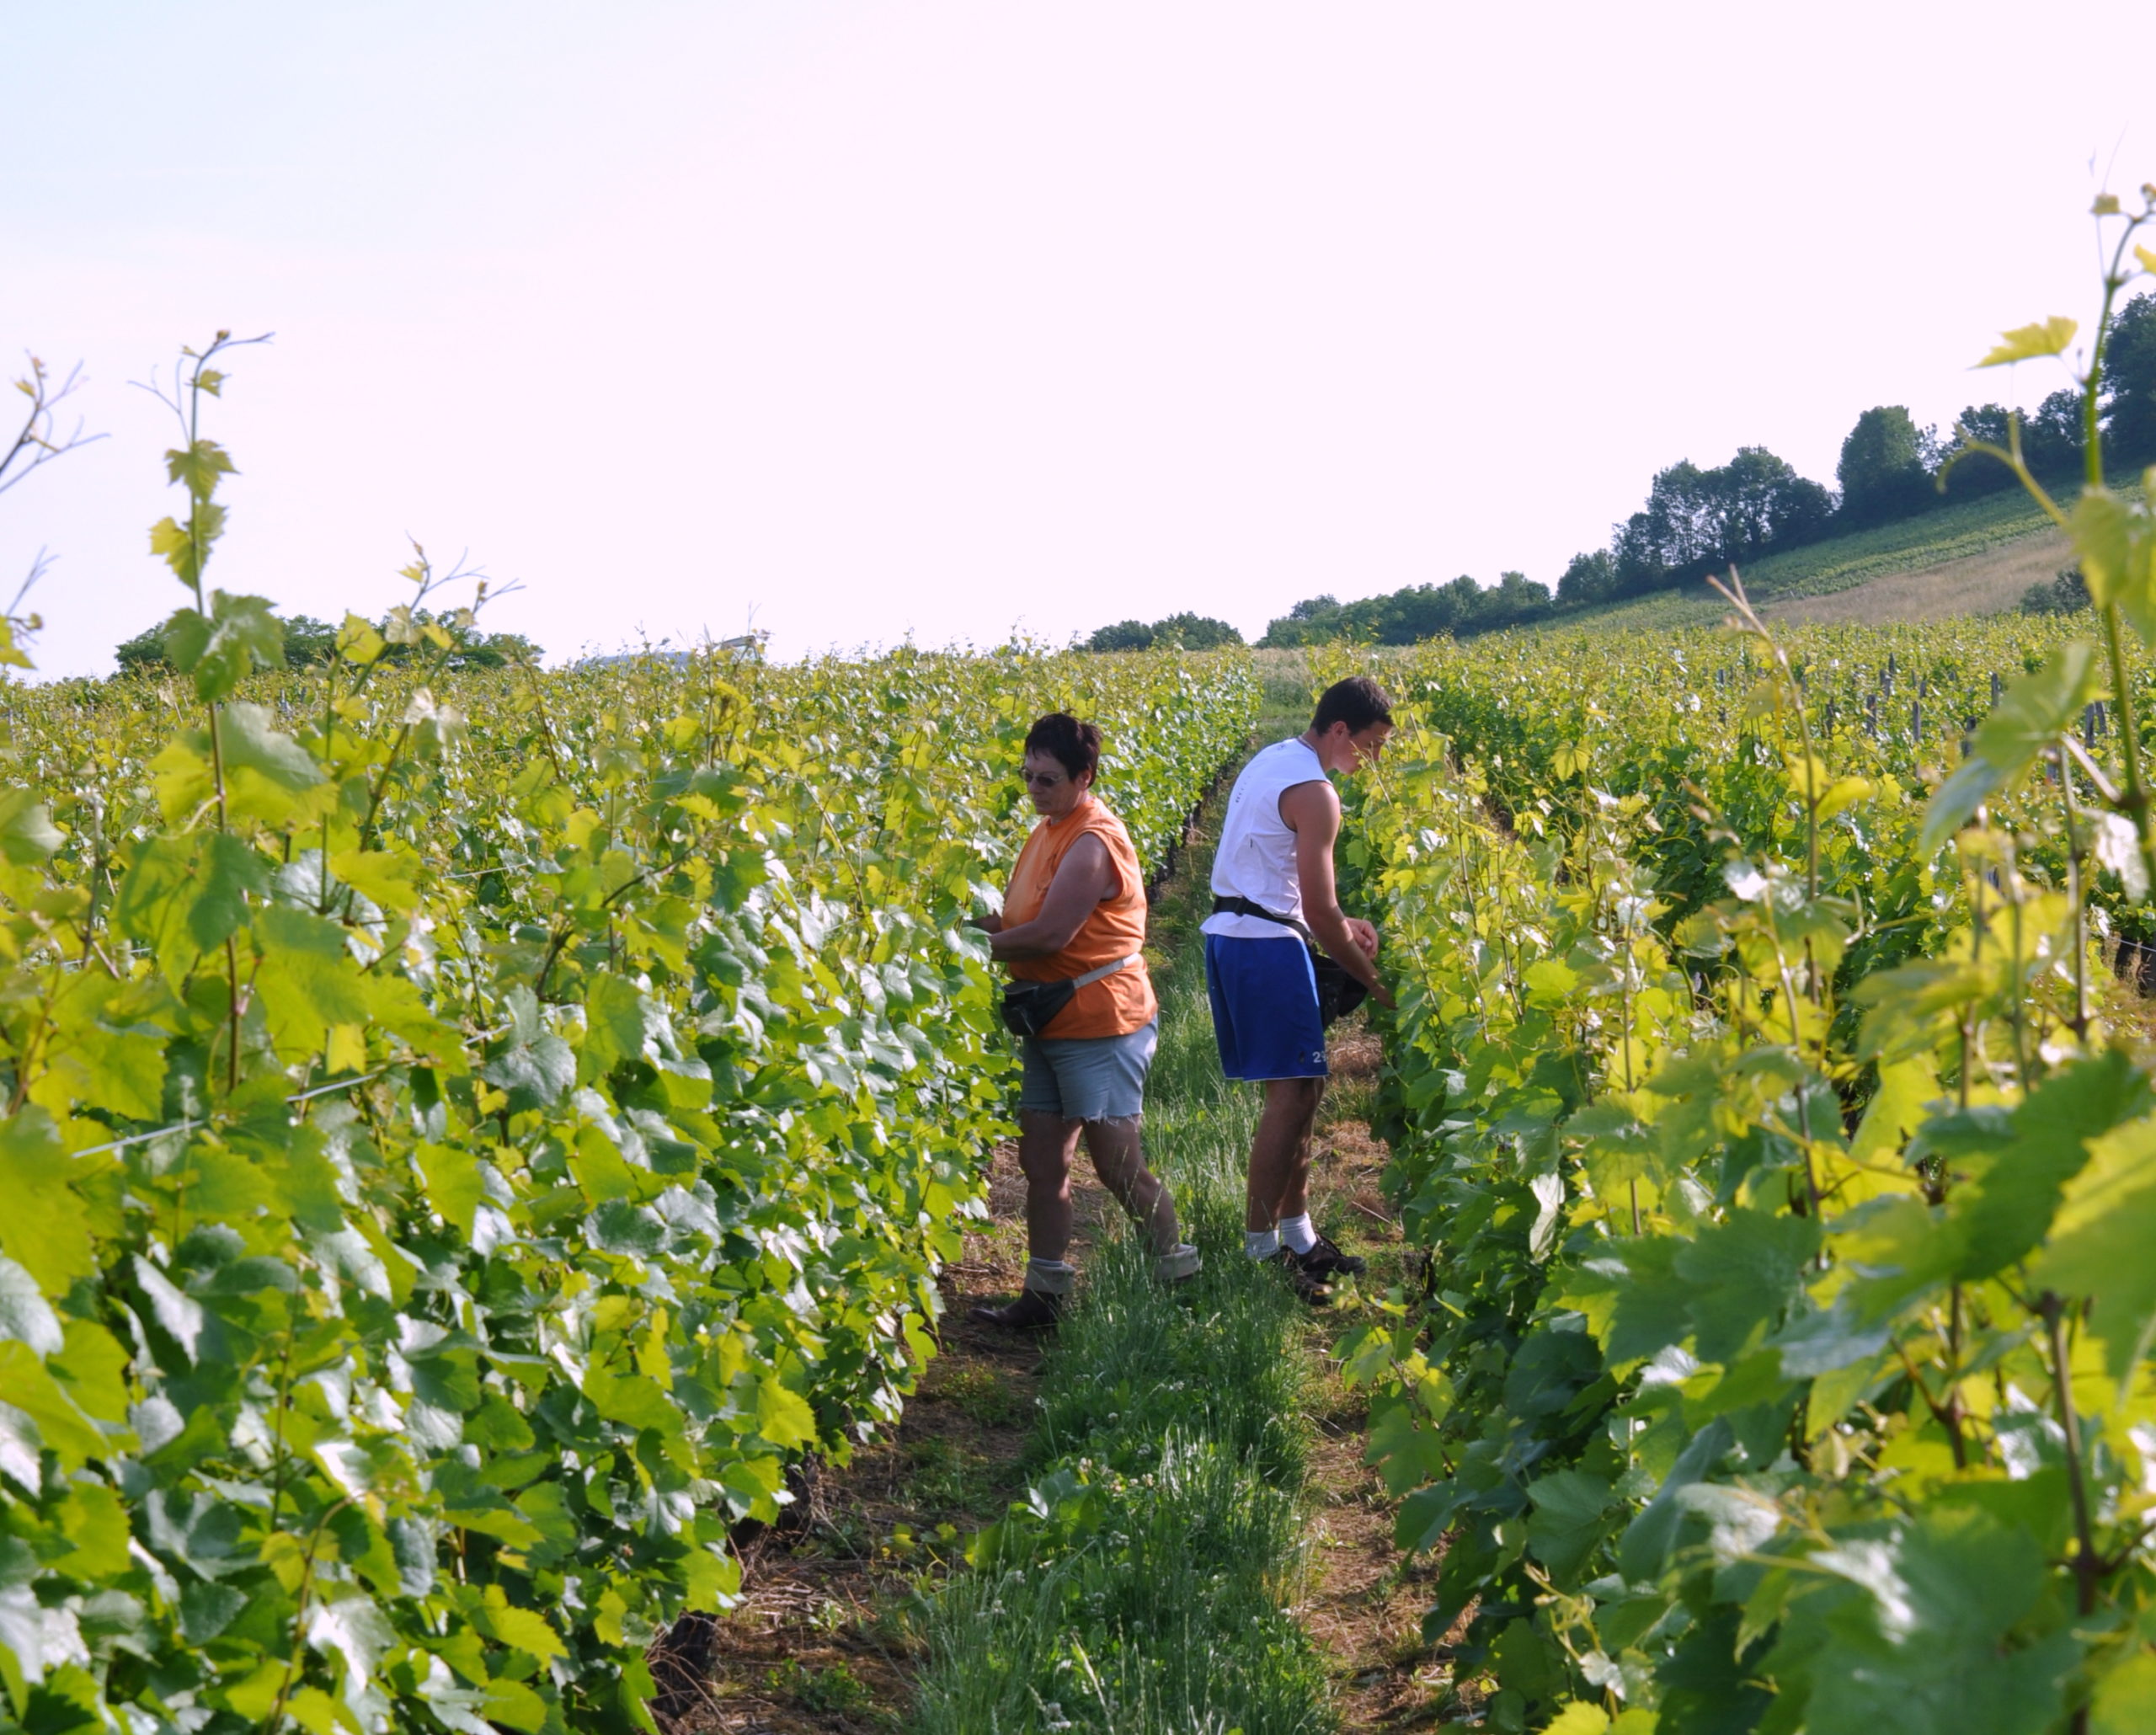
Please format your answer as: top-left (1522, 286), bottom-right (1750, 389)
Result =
top-left (1836, 404), bottom-right (1935, 526)
top-left (2105, 289), bottom-right (2156, 464)
top-left (1149, 612), bottom-right (1243, 649)
top-left (2020, 386), bottom-right (2086, 477)
top-left (1086, 619), bottom-right (1155, 652)
top-left (1942, 403), bottom-right (2022, 499)
top-left (1556, 550), bottom-right (1618, 606)
top-left (113, 622), bottom-right (169, 671)
top-left (116, 606), bottom-right (537, 675)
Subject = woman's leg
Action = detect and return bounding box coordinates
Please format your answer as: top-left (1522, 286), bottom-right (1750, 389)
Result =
top-left (1081, 1115), bottom-right (1180, 1257)
top-left (1017, 1109), bottom-right (1085, 1263)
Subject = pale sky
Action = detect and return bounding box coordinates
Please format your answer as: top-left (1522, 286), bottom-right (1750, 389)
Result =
top-left (4, 1), bottom-right (2153, 675)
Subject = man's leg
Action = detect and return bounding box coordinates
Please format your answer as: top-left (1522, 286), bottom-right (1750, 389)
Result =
top-left (1081, 1115), bottom-right (1180, 1257)
top-left (1246, 1075), bottom-right (1325, 1235)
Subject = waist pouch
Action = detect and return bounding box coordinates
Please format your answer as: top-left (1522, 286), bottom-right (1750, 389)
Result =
top-left (1002, 953), bottom-right (1141, 1038)
top-left (1209, 895), bottom-right (1370, 1028)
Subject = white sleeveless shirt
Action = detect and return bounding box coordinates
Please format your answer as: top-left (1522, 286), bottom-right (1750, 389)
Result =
top-left (1203, 736), bottom-right (1327, 941)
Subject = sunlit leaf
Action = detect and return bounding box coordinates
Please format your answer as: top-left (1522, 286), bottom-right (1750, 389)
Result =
top-left (1975, 316), bottom-right (2078, 366)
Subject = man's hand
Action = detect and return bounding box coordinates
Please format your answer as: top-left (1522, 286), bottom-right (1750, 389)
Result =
top-left (973, 911), bottom-right (1006, 934)
top-left (1343, 917), bottom-right (1379, 959)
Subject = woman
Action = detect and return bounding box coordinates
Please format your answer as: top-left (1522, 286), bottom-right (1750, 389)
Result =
top-left (971, 712), bottom-right (1200, 1329)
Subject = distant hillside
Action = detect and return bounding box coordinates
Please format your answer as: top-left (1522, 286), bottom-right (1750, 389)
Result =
top-left (1562, 483), bottom-right (2080, 631)
top-left (1235, 286), bottom-right (2156, 649)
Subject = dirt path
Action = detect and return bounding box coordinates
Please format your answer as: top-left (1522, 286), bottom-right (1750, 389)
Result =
top-left (1293, 1028), bottom-right (1459, 1731)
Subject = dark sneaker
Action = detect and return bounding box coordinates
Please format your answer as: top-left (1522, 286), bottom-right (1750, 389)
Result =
top-left (1290, 1231), bottom-right (1366, 1284)
top-left (971, 1287), bottom-right (1067, 1332)
top-left (1268, 1248), bottom-right (1333, 1305)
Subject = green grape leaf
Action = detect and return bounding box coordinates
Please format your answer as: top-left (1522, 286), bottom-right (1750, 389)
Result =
top-left (416, 1144), bottom-right (486, 1237)
top-left (1941, 1050), bottom-right (2152, 1284)
top-left (115, 830), bottom-right (271, 985)
top-left (336, 611), bottom-right (387, 665)
top-left (252, 903), bottom-right (374, 1057)
top-left (580, 974), bottom-right (649, 1081)
top-left (163, 438), bottom-right (235, 499)
top-left (0, 1341), bottom-right (105, 1470)
top-left (49, 1321), bottom-right (132, 1423)
top-left (2092, 1654), bottom-right (2156, 1735)
top-left (304, 1594), bottom-right (394, 1688)
top-left (2028, 1113), bottom-right (2156, 1379)
top-left (474, 1589), bottom-right (565, 1664)
top-left (1673, 1209), bottom-right (1822, 1365)
top-left (0, 1109), bottom-right (97, 1297)
top-left (51, 1482), bottom-right (132, 1581)
top-left (0, 1256), bottom-right (62, 1356)
top-left (148, 503), bottom-right (226, 587)
top-left (0, 787), bottom-right (61, 864)
top-left (1921, 640), bottom-right (2100, 851)
top-left (1801, 1507), bottom-right (2076, 1735)
top-left (1975, 316), bottom-right (2077, 366)
top-left (1524, 1469), bottom-right (1614, 1583)
top-left (755, 1374), bottom-right (818, 1449)
top-left (583, 1369), bottom-right (680, 1437)
top-left (215, 701), bottom-right (327, 819)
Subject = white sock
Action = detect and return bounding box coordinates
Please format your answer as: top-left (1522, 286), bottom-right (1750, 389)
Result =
top-left (1244, 1228), bottom-right (1280, 1259)
top-left (1025, 1257), bottom-right (1076, 1295)
top-left (1278, 1214), bottom-right (1318, 1255)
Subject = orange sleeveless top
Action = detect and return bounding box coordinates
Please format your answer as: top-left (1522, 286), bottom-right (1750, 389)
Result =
top-left (1003, 797), bottom-right (1156, 1039)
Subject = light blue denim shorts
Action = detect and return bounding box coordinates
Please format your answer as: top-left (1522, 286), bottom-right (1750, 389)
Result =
top-left (1018, 1017), bottom-right (1159, 1121)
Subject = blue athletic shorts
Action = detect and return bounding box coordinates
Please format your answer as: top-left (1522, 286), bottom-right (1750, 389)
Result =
top-left (1204, 934), bottom-right (1327, 1081)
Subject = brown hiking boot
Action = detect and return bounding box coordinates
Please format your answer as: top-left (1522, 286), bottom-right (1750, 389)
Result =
top-left (971, 1287), bottom-right (1067, 1332)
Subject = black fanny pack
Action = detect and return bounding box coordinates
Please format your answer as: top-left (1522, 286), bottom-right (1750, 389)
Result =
top-left (1001, 953), bottom-right (1142, 1038)
top-left (1210, 896), bottom-right (1370, 1027)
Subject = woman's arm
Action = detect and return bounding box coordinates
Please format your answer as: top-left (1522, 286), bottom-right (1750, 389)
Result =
top-left (990, 834), bottom-right (1116, 960)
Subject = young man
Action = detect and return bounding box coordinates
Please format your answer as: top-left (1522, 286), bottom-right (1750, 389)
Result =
top-left (1203, 675), bottom-right (1395, 1300)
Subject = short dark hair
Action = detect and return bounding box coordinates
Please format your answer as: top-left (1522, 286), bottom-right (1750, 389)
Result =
top-left (1024, 712), bottom-right (1102, 782)
top-left (1311, 676), bottom-right (1393, 735)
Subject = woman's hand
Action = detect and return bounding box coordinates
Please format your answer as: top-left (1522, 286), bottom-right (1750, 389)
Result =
top-left (1344, 917), bottom-right (1380, 959)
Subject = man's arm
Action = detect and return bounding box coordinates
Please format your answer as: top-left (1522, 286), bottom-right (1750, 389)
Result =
top-left (1280, 780), bottom-right (1393, 1008)
top-left (985, 834), bottom-right (1117, 960)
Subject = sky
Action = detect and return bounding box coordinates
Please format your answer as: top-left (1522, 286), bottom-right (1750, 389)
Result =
top-left (3, 0), bottom-right (2154, 675)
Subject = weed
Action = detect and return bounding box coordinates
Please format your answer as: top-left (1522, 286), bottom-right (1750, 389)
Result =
top-left (900, 1435), bottom-right (999, 1515)
top-left (934, 1361), bottom-right (1023, 1428)
top-left (766, 1656), bottom-right (879, 1716)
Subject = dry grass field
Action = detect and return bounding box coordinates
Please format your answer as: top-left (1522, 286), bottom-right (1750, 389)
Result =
top-left (1764, 523), bottom-right (2072, 624)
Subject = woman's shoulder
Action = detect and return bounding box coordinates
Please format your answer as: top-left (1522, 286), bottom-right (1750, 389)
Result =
top-left (1075, 798), bottom-right (1134, 844)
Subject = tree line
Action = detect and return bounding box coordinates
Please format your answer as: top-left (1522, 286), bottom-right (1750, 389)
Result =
top-left (1085, 611), bottom-right (1244, 652)
top-left (1117, 288), bottom-right (2156, 651)
top-left (115, 606), bottom-right (542, 672)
